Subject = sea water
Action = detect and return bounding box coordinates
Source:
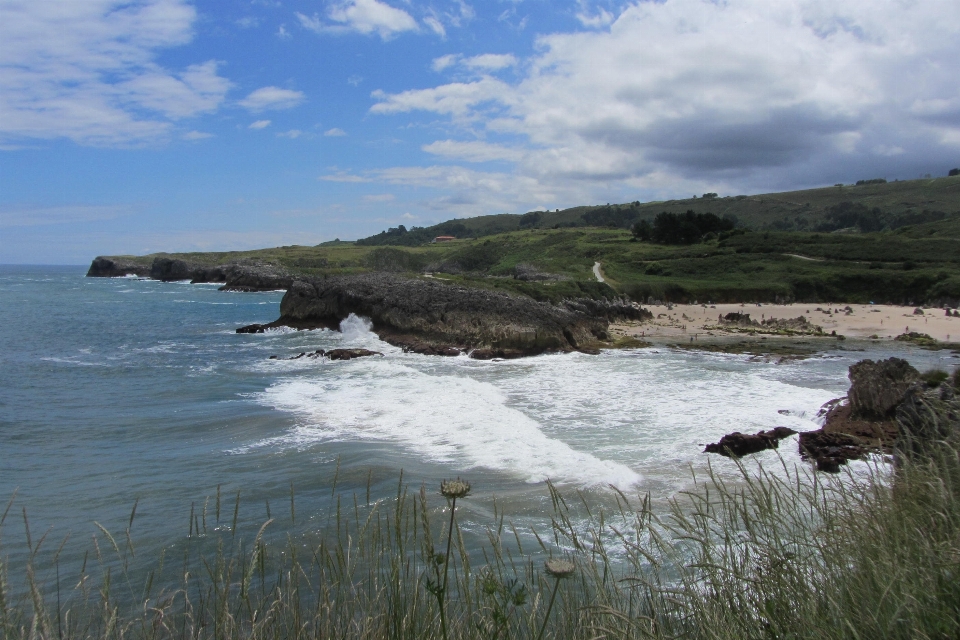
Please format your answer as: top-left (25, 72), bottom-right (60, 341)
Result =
top-left (1, 265), bottom-right (956, 584)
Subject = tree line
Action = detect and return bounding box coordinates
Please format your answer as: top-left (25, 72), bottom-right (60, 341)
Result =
top-left (631, 210), bottom-right (736, 244)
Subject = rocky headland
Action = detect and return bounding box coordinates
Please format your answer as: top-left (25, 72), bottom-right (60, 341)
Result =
top-left (88, 256), bottom-right (651, 359)
top-left (242, 272), bottom-right (649, 358)
top-left (87, 256), bottom-right (292, 291)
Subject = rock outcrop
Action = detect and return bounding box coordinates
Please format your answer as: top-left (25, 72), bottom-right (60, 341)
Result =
top-left (704, 427), bottom-right (797, 457)
top-left (86, 257), bottom-right (152, 278)
top-left (255, 272), bottom-right (637, 358)
top-left (88, 256), bottom-right (292, 291)
top-left (798, 358), bottom-right (944, 472)
top-left (716, 312), bottom-right (823, 334)
top-left (847, 358), bottom-right (920, 418)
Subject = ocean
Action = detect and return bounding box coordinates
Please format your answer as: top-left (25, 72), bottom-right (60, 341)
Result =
top-left (1, 265), bottom-right (956, 585)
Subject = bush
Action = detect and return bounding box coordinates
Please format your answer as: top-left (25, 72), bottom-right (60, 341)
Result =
top-left (949, 168), bottom-right (959, 177)
top-left (650, 210), bottom-right (734, 245)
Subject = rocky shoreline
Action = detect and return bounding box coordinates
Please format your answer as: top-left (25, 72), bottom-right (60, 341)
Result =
top-left (243, 272), bottom-right (649, 358)
top-left (705, 357), bottom-right (960, 472)
top-left (87, 256), bottom-right (292, 291)
top-left (88, 256), bottom-right (651, 359)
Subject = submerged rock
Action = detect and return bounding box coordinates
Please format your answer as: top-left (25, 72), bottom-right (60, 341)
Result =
top-left (704, 427), bottom-right (797, 457)
top-left (325, 348), bottom-right (383, 360)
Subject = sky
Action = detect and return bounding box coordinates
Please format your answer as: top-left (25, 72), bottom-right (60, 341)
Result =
top-left (1, 0), bottom-right (959, 264)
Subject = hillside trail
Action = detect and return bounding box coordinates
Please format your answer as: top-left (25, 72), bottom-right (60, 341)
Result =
top-left (593, 261), bottom-right (605, 282)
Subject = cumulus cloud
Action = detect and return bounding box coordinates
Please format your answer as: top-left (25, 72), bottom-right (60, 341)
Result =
top-left (422, 139), bottom-right (524, 162)
top-left (0, 0), bottom-right (232, 146)
top-left (239, 86), bottom-right (305, 112)
top-left (324, 127), bottom-right (347, 136)
top-left (432, 54), bottom-right (459, 72)
top-left (248, 120), bottom-right (271, 129)
top-left (462, 53), bottom-right (517, 71)
top-left (370, 76), bottom-right (510, 117)
top-left (298, 0), bottom-right (418, 40)
top-left (368, 0), bottom-right (960, 202)
top-left (276, 129), bottom-right (303, 139)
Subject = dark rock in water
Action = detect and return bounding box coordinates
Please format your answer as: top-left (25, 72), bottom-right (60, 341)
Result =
top-left (387, 335), bottom-right (460, 356)
top-left (704, 427), bottom-right (797, 457)
top-left (237, 323), bottom-right (269, 334)
top-left (273, 273), bottom-right (629, 358)
top-left (797, 358), bottom-right (929, 472)
top-left (86, 257), bottom-right (151, 278)
top-left (799, 430), bottom-right (869, 472)
top-left (218, 263), bottom-right (292, 292)
top-left (848, 358), bottom-right (920, 418)
top-left (326, 348), bottom-right (383, 360)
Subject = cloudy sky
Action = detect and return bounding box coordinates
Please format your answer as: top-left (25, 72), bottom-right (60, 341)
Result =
top-left (1, 0), bottom-right (958, 263)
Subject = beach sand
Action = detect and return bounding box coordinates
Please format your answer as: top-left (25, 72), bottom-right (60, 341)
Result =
top-left (612, 303), bottom-right (960, 343)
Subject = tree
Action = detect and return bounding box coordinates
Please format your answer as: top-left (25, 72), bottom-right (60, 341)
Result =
top-left (631, 219), bottom-right (652, 241)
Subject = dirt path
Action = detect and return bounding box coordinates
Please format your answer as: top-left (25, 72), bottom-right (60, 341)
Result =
top-left (593, 261), bottom-right (605, 282)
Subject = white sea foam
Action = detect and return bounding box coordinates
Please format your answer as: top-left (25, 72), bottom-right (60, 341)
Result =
top-left (256, 359), bottom-right (642, 488)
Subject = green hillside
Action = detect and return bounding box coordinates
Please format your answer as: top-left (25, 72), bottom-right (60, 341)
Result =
top-left (357, 175), bottom-right (960, 245)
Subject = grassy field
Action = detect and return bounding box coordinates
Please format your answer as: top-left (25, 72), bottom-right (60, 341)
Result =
top-left (355, 175), bottom-right (960, 243)
top-left (110, 214), bottom-right (960, 305)
top-left (99, 175), bottom-right (960, 305)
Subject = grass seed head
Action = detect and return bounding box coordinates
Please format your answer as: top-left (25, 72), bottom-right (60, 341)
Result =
top-left (544, 558), bottom-right (575, 579)
top-left (440, 478), bottom-right (471, 499)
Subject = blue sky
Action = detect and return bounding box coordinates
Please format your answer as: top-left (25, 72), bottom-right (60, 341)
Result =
top-left (1, 0), bottom-right (959, 264)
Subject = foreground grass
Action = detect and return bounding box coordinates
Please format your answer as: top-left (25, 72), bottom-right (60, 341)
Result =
top-left (3, 439), bottom-right (959, 640)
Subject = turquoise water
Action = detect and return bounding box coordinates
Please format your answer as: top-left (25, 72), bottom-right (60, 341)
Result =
top-left (2, 265), bottom-right (956, 585)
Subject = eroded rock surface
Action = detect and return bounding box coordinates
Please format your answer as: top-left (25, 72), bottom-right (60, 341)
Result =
top-left (848, 358), bottom-right (920, 418)
top-left (88, 256), bottom-right (292, 291)
top-left (704, 427), bottom-right (797, 457)
top-left (272, 273), bottom-right (638, 358)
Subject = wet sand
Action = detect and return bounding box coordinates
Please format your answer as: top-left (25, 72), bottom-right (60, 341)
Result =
top-left (612, 303), bottom-right (960, 342)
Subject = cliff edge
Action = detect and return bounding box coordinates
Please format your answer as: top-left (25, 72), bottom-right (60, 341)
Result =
top-left (242, 272), bottom-right (649, 359)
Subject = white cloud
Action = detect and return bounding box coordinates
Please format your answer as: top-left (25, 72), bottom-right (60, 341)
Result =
top-left (575, 5), bottom-right (614, 29)
top-left (462, 53), bottom-right (517, 71)
top-left (370, 76), bottom-right (510, 117)
top-left (324, 127), bottom-right (347, 136)
top-left (432, 54), bottom-right (459, 72)
top-left (347, 74), bottom-right (363, 86)
top-left (0, 0), bottom-right (232, 146)
top-left (422, 139), bottom-right (524, 162)
top-left (182, 130), bottom-right (213, 140)
top-left (303, 0), bottom-right (418, 40)
top-left (122, 61), bottom-right (231, 118)
top-left (424, 16), bottom-right (446, 38)
top-left (277, 24), bottom-right (291, 39)
top-left (367, 0), bottom-right (960, 202)
top-left (239, 86), bottom-right (305, 112)
top-left (249, 119), bottom-right (272, 129)
top-left (276, 129), bottom-right (303, 139)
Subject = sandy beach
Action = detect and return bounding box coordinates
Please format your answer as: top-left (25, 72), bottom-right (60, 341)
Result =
top-left (612, 303), bottom-right (960, 343)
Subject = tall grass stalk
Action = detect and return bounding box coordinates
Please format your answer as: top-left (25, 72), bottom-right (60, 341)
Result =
top-left (2, 442), bottom-right (958, 639)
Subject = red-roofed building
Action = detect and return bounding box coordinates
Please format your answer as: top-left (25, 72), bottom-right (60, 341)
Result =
top-left (432, 235), bottom-right (456, 243)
